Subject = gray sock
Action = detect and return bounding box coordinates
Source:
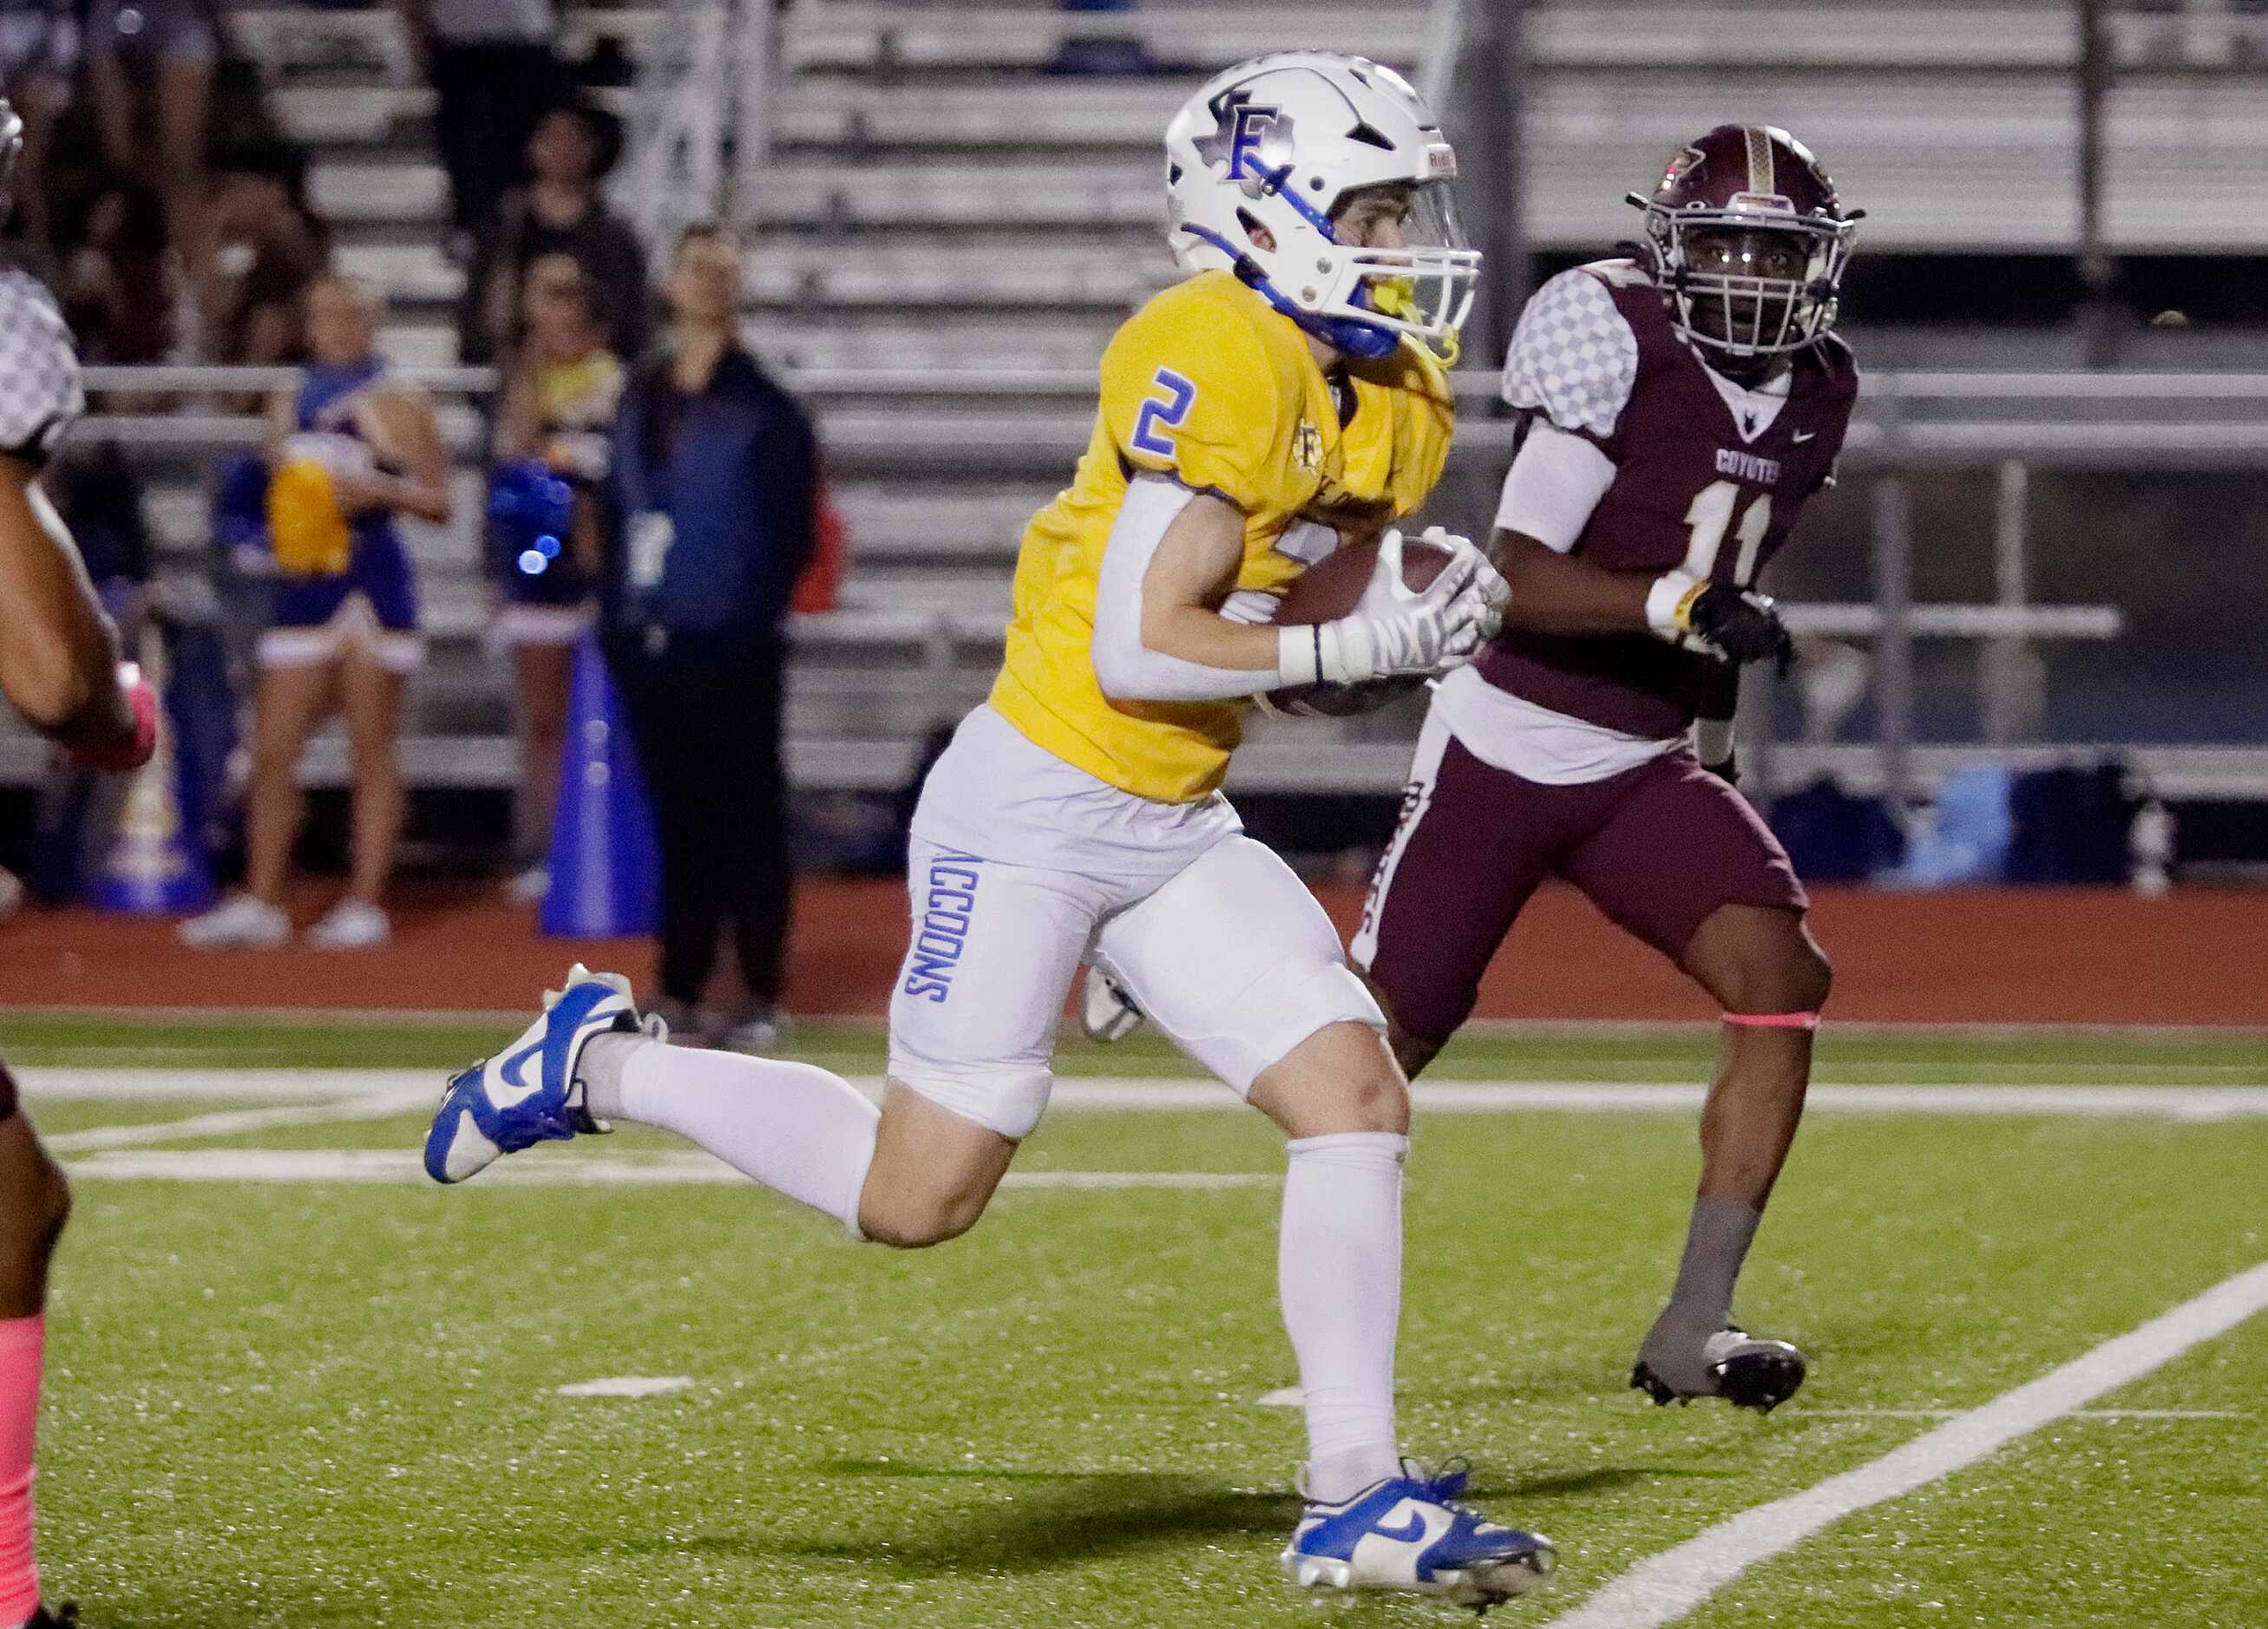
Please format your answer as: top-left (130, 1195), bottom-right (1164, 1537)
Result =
top-left (1637, 1197), bottom-right (1764, 1392)
top-left (1666, 1195), bottom-right (1763, 1328)
top-left (576, 1030), bottom-right (651, 1121)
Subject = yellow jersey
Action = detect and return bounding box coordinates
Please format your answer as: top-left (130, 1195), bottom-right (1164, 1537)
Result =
top-left (989, 271), bottom-right (1456, 803)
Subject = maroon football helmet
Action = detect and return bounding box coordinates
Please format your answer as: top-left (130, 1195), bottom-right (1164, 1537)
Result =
top-left (1627, 124), bottom-right (1859, 359)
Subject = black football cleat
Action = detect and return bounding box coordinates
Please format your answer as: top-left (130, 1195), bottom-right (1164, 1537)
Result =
top-left (29, 1604), bottom-right (80, 1628)
top-left (1632, 1325), bottom-right (1806, 1414)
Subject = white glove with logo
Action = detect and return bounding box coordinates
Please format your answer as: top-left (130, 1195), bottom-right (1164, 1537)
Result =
top-left (1275, 527), bottom-right (1511, 688)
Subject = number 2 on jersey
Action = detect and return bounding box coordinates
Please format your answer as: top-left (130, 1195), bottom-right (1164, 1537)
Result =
top-left (1131, 367), bottom-right (1196, 458)
top-left (1681, 479), bottom-right (1772, 586)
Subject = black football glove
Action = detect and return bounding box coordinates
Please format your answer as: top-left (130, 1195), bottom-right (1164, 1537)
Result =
top-left (1686, 584), bottom-right (1795, 676)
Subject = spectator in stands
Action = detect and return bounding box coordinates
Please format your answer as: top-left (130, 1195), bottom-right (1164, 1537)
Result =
top-left (53, 172), bottom-right (181, 370)
top-left (0, 0), bottom-right (80, 256)
top-left (180, 273), bottom-right (454, 951)
top-left (205, 56), bottom-right (305, 184)
top-left (396, 0), bottom-right (566, 252)
top-left (85, 0), bottom-right (218, 250)
top-left (488, 253), bottom-right (622, 901)
top-left (601, 225), bottom-right (816, 1049)
top-left (52, 173), bottom-right (176, 364)
top-left (193, 138), bottom-right (326, 372)
top-left (458, 95), bottom-right (647, 368)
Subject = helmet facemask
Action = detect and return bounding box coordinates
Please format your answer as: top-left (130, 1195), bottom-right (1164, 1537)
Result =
top-left (1201, 172), bottom-right (1476, 364)
top-left (1643, 206), bottom-right (1854, 359)
top-left (1328, 181), bottom-right (1477, 365)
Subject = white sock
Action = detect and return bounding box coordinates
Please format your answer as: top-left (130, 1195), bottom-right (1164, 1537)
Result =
top-left (580, 1034), bottom-right (879, 1235)
top-left (1280, 1130), bottom-right (1408, 1503)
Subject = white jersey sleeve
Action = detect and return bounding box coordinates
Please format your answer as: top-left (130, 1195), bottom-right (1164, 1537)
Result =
top-left (1492, 420), bottom-right (1617, 553)
top-left (1499, 266), bottom-right (1639, 446)
top-left (0, 269), bottom-right (85, 464)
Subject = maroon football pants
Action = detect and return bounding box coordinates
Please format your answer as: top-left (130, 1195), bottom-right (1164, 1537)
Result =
top-left (1354, 716), bottom-right (1807, 1049)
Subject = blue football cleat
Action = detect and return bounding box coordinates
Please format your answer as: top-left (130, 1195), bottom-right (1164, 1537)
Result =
top-left (424, 965), bottom-right (640, 1184)
top-left (1281, 1459), bottom-right (1555, 1608)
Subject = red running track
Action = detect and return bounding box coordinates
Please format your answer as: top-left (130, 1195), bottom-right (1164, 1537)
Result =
top-left (1, 879), bottom-right (2262, 1027)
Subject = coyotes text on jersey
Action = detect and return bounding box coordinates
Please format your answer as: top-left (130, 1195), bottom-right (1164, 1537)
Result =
top-left (1479, 258), bottom-right (1858, 741)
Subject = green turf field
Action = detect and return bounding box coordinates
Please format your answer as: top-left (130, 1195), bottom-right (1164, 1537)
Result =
top-left (7, 1011), bottom-right (2265, 1082)
top-left (13, 1017), bottom-right (2268, 1627)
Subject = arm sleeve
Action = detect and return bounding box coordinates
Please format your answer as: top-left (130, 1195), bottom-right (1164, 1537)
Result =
top-left (1090, 476), bottom-right (1279, 703)
top-left (0, 273), bottom-right (84, 467)
top-left (1493, 420), bottom-right (1617, 553)
top-left (1099, 297), bottom-right (1281, 512)
top-left (1499, 267), bottom-right (1640, 449)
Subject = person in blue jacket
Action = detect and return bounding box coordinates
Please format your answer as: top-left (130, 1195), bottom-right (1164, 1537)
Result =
top-left (601, 226), bottom-right (816, 1050)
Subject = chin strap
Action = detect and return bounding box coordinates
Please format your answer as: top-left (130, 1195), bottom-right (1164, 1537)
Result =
top-left (1723, 1011), bottom-right (1821, 1031)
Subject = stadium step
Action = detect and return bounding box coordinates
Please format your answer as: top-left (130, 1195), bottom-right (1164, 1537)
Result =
top-left (269, 83), bottom-right (437, 147)
top-left (781, 3), bottom-right (1426, 73)
top-left (746, 160), bottom-right (1158, 230)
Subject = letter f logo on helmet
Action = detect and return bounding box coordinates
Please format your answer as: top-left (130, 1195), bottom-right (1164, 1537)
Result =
top-left (1228, 101), bottom-right (1282, 185)
top-left (1194, 90), bottom-right (1291, 194)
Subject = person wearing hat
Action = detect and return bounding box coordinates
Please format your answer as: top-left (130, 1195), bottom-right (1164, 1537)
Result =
top-left (458, 95), bottom-right (649, 369)
top-left (596, 225), bottom-right (816, 1050)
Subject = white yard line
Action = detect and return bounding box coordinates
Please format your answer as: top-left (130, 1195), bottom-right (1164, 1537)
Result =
top-left (1541, 1258), bottom-right (2268, 1629)
top-left (22, 1068), bottom-right (2268, 1119)
top-left (62, 1148), bottom-right (1280, 1189)
top-left (1049, 1080), bottom-right (2268, 1120)
top-left (19, 1069), bottom-right (437, 1102)
top-left (556, 1376), bottom-right (692, 1398)
top-left (42, 1089), bottom-right (436, 1153)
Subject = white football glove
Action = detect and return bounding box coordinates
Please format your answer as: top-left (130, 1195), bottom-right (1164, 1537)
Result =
top-left (1275, 527), bottom-right (1511, 688)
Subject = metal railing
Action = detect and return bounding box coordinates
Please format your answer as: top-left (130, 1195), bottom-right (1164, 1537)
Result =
top-left (62, 363), bottom-right (2252, 804)
top-left (615, 0), bottom-right (778, 258)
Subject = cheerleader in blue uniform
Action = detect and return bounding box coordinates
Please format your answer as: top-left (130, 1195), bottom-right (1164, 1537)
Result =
top-left (488, 254), bottom-right (621, 900)
top-left (181, 273), bottom-right (454, 949)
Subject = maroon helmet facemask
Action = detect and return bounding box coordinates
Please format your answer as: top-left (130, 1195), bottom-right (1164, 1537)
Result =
top-left (1627, 123), bottom-right (1860, 359)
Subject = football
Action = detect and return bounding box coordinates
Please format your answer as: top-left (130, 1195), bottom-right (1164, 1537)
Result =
top-left (1261, 533), bottom-right (1459, 717)
top-left (1269, 533), bottom-right (1460, 627)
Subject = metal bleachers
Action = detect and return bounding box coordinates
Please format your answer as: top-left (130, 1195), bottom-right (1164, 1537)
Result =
top-left (29, 0), bottom-right (2255, 808)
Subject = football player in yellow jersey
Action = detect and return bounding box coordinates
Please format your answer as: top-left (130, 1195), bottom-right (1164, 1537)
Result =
top-left (427, 52), bottom-right (1553, 1605)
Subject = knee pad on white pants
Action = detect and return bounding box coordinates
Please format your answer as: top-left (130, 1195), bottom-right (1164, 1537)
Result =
top-left (886, 1057), bottom-right (1053, 1142)
top-left (1095, 835), bottom-right (1385, 1096)
top-left (1218, 959), bottom-right (1386, 1094)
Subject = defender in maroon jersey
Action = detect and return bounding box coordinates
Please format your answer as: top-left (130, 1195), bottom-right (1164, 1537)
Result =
top-left (1355, 124), bottom-right (1861, 1413)
top-left (0, 98), bottom-right (156, 1627)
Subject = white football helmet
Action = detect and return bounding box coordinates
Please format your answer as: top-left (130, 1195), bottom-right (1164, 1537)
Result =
top-left (1165, 52), bottom-right (1478, 363)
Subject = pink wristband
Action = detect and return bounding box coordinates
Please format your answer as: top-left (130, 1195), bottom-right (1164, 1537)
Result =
top-left (1723, 1011), bottom-right (1820, 1030)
